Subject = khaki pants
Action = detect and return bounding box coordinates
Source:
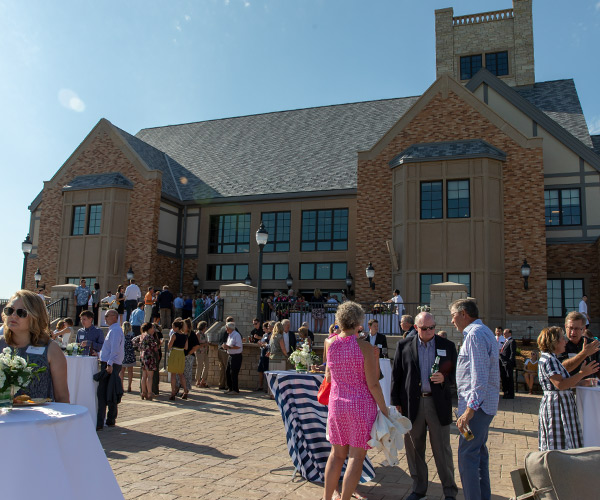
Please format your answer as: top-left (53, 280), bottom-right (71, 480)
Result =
top-left (195, 350), bottom-right (209, 382)
top-left (160, 308), bottom-right (172, 329)
top-left (217, 349), bottom-right (228, 389)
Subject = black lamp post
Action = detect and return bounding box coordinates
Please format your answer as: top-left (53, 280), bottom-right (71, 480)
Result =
top-left (244, 273), bottom-right (252, 286)
top-left (21, 234), bottom-right (33, 289)
top-left (126, 266), bottom-right (134, 281)
top-left (366, 262), bottom-right (375, 290)
top-left (255, 222), bottom-right (269, 320)
top-left (34, 268), bottom-right (42, 289)
top-left (192, 273), bottom-right (200, 294)
top-left (521, 259), bottom-right (531, 290)
top-left (286, 273), bottom-right (293, 290)
top-left (345, 272), bottom-right (354, 297)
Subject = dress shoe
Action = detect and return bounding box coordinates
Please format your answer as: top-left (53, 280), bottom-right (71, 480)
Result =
top-left (444, 497), bottom-right (456, 500)
top-left (405, 493), bottom-right (426, 500)
top-left (96, 426), bottom-right (103, 431)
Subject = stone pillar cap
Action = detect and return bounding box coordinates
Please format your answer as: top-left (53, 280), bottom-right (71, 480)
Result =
top-left (219, 283), bottom-right (256, 292)
top-left (429, 282), bottom-right (468, 292)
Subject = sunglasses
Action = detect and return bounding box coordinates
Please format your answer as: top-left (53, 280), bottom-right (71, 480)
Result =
top-left (418, 325), bottom-right (436, 331)
top-left (3, 307), bottom-right (29, 318)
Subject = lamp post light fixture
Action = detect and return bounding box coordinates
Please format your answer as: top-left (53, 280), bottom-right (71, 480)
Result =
top-left (21, 234), bottom-right (33, 289)
top-left (126, 266), bottom-right (134, 281)
top-left (286, 273), bottom-right (293, 290)
top-left (244, 273), bottom-right (252, 286)
top-left (345, 272), bottom-right (354, 297)
top-left (192, 273), bottom-right (200, 294)
top-left (255, 222), bottom-right (269, 320)
top-left (34, 268), bottom-right (42, 289)
top-left (521, 259), bottom-right (531, 290)
top-left (366, 262), bottom-right (375, 290)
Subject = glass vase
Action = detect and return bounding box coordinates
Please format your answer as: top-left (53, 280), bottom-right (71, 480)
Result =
top-left (295, 363), bottom-right (307, 373)
top-left (0, 386), bottom-right (15, 414)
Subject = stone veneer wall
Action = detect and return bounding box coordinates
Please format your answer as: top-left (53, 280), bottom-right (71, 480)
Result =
top-left (50, 284), bottom-right (77, 323)
top-left (429, 282), bottom-right (468, 345)
top-left (220, 283), bottom-right (258, 337)
top-left (355, 83), bottom-right (546, 323)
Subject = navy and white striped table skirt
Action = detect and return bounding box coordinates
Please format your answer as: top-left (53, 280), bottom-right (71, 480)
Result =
top-left (265, 370), bottom-right (375, 483)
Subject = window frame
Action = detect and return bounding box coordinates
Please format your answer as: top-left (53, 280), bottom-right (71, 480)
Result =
top-left (87, 204), bottom-right (102, 235)
top-left (420, 181), bottom-right (443, 220)
top-left (206, 264), bottom-right (249, 281)
top-left (420, 273), bottom-right (444, 304)
top-left (547, 278), bottom-right (584, 318)
top-left (261, 263), bottom-right (290, 281)
top-left (446, 179), bottom-right (470, 219)
top-left (447, 273), bottom-right (471, 296)
top-left (208, 213), bottom-right (251, 254)
top-left (71, 205), bottom-right (86, 236)
top-left (544, 188), bottom-right (581, 226)
top-left (460, 54), bottom-right (482, 80)
top-left (301, 209), bottom-right (348, 252)
top-left (485, 51), bottom-right (509, 77)
top-left (261, 211), bottom-right (291, 253)
top-left (299, 262), bottom-right (348, 281)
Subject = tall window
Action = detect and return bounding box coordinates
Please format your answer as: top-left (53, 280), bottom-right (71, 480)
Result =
top-left (545, 189), bottom-right (581, 226)
top-left (460, 54), bottom-right (482, 80)
top-left (300, 262), bottom-right (347, 280)
top-left (208, 214), bottom-right (251, 253)
top-left (66, 277), bottom-right (97, 287)
top-left (262, 212), bottom-right (290, 252)
top-left (485, 51), bottom-right (509, 77)
top-left (88, 205), bottom-right (102, 235)
top-left (262, 263), bottom-right (289, 280)
top-left (301, 209), bottom-right (348, 251)
top-left (72, 206), bottom-right (86, 235)
top-left (447, 180), bottom-right (470, 218)
top-left (206, 264), bottom-right (249, 281)
top-left (447, 273), bottom-right (471, 295)
top-left (421, 182), bottom-right (443, 219)
top-left (420, 274), bottom-right (443, 304)
top-left (547, 279), bottom-right (583, 317)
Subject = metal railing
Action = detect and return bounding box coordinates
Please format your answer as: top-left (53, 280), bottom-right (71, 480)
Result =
top-left (191, 299), bottom-right (223, 328)
top-left (257, 301), bottom-right (423, 335)
top-left (47, 298), bottom-right (69, 323)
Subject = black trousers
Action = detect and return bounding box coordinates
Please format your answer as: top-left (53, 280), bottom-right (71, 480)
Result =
top-left (226, 353), bottom-right (243, 392)
top-left (75, 304), bottom-right (88, 325)
top-left (97, 362), bottom-right (122, 428)
top-left (125, 300), bottom-right (137, 321)
top-left (92, 303), bottom-right (100, 325)
top-left (501, 363), bottom-right (515, 397)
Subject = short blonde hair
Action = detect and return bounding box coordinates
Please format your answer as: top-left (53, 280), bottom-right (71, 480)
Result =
top-left (335, 301), bottom-right (365, 331)
top-left (271, 321), bottom-right (283, 341)
top-left (565, 311), bottom-right (586, 324)
top-left (537, 326), bottom-right (563, 353)
top-left (3, 289), bottom-right (51, 347)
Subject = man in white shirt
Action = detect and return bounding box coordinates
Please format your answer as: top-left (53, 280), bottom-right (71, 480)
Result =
top-left (579, 295), bottom-right (590, 326)
top-left (281, 319), bottom-right (297, 357)
top-left (124, 279), bottom-right (142, 321)
top-left (221, 322), bottom-right (243, 395)
top-left (97, 309), bottom-right (125, 430)
top-left (387, 289), bottom-right (404, 330)
top-left (494, 327), bottom-right (506, 347)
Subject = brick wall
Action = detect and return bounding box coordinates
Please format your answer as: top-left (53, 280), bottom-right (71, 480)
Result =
top-left (154, 253), bottom-right (199, 296)
top-left (34, 121), bottom-right (163, 293)
top-left (355, 88), bottom-right (547, 318)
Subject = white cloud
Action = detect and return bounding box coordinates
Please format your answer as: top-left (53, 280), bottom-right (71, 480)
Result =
top-left (596, 2), bottom-right (600, 11)
top-left (589, 116), bottom-right (600, 135)
top-left (224, 0), bottom-right (230, 5)
top-left (58, 89), bottom-right (85, 113)
top-left (184, 14), bottom-right (191, 21)
top-left (244, 0), bottom-right (250, 6)
top-left (175, 22), bottom-right (182, 32)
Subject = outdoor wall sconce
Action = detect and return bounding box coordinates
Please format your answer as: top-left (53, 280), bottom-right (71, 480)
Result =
top-left (126, 266), bottom-right (134, 281)
top-left (521, 259), bottom-right (531, 290)
top-left (366, 262), bottom-right (375, 290)
top-left (34, 268), bottom-right (42, 289)
top-left (345, 272), bottom-right (353, 296)
top-left (244, 273), bottom-right (252, 286)
top-left (286, 273), bottom-right (293, 290)
top-left (192, 273), bottom-right (200, 293)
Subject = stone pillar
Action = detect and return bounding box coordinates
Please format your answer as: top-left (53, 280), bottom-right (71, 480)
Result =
top-left (50, 284), bottom-right (77, 321)
top-left (219, 283), bottom-right (258, 337)
top-left (435, 7), bottom-right (454, 79)
top-left (429, 282), bottom-right (468, 345)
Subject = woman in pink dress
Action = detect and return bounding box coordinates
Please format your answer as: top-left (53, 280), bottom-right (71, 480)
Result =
top-left (323, 301), bottom-right (388, 500)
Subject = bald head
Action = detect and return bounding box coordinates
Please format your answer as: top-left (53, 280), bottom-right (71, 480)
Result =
top-left (415, 312), bottom-right (434, 327)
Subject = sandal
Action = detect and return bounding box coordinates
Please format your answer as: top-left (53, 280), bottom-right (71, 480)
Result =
top-left (169, 393), bottom-right (176, 401)
top-left (351, 493), bottom-right (367, 500)
top-left (182, 392), bottom-right (188, 400)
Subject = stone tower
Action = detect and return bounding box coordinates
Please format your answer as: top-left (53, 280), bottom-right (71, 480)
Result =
top-left (435, 0), bottom-right (534, 87)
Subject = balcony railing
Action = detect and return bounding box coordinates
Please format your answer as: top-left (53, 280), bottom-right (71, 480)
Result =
top-left (453, 9), bottom-right (513, 26)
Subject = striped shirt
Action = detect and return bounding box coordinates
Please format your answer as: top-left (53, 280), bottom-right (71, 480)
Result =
top-left (456, 319), bottom-right (500, 416)
top-left (418, 336), bottom-right (435, 393)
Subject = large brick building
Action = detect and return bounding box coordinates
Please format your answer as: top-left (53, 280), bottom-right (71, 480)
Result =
top-left (25, 0), bottom-right (600, 332)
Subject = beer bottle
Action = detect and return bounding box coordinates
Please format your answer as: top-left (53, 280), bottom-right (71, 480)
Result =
top-left (430, 355), bottom-right (441, 377)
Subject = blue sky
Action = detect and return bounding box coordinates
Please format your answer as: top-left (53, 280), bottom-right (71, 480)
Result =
top-left (1, 0), bottom-right (599, 299)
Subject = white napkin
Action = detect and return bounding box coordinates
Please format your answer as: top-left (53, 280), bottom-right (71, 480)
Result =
top-left (367, 406), bottom-right (412, 466)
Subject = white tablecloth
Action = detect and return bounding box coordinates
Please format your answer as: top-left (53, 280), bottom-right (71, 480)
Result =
top-left (379, 358), bottom-right (392, 407)
top-left (0, 403), bottom-right (123, 499)
top-left (576, 386), bottom-right (600, 447)
top-left (66, 356), bottom-right (99, 427)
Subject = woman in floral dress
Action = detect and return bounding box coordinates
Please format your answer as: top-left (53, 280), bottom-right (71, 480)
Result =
top-left (132, 322), bottom-right (159, 401)
top-left (120, 321), bottom-right (136, 392)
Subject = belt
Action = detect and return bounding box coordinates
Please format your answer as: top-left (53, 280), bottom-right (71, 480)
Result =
top-left (422, 392), bottom-right (433, 397)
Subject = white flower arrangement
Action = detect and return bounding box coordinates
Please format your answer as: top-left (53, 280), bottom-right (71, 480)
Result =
top-left (288, 340), bottom-right (320, 370)
top-left (65, 343), bottom-right (82, 356)
top-left (0, 347), bottom-right (47, 394)
top-left (416, 305), bottom-right (431, 313)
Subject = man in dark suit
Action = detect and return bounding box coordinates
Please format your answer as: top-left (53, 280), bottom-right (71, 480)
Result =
top-left (391, 312), bottom-right (458, 500)
top-left (500, 328), bottom-right (517, 399)
top-left (281, 319), bottom-right (297, 356)
top-left (401, 314), bottom-right (417, 338)
top-left (363, 318), bottom-right (387, 358)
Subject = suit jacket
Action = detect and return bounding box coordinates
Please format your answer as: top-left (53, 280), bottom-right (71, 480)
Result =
top-left (362, 333), bottom-right (388, 358)
top-left (284, 331), bottom-right (297, 356)
top-left (391, 334), bottom-right (457, 426)
top-left (499, 337), bottom-right (517, 369)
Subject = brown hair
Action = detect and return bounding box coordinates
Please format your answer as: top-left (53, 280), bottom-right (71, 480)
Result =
top-left (141, 322), bottom-right (153, 333)
top-left (3, 290), bottom-right (51, 346)
top-left (298, 326), bottom-right (308, 338)
top-left (183, 318), bottom-right (192, 335)
top-left (197, 321), bottom-right (208, 332)
top-left (538, 326), bottom-right (563, 354)
top-left (172, 318), bottom-right (184, 330)
top-left (565, 311), bottom-right (586, 324)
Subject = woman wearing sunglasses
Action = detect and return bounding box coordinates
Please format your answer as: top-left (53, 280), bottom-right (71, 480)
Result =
top-left (0, 289), bottom-right (69, 402)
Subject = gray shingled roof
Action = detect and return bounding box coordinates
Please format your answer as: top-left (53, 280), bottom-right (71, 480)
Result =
top-left (591, 135), bottom-right (600, 156)
top-left (514, 79), bottom-right (592, 148)
top-left (135, 97), bottom-right (419, 201)
top-left (389, 139), bottom-right (506, 168)
top-left (62, 173), bottom-right (133, 191)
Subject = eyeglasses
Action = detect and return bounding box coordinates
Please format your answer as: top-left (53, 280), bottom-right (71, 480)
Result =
top-left (418, 325), bottom-right (436, 331)
top-left (566, 326), bottom-right (584, 332)
top-left (3, 307), bottom-right (28, 318)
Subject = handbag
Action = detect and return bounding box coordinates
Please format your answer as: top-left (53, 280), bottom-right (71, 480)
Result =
top-left (317, 377), bottom-right (331, 405)
top-left (109, 300), bottom-right (119, 310)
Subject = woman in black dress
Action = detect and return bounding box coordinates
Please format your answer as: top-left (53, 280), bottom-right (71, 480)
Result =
top-left (116, 284), bottom-right (125, 325)
top-left (168, 318), bottom-right (188, 400)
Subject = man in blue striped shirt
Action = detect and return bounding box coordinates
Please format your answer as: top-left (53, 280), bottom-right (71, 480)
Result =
top-left (451, 299), bottom-right (499, 500)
